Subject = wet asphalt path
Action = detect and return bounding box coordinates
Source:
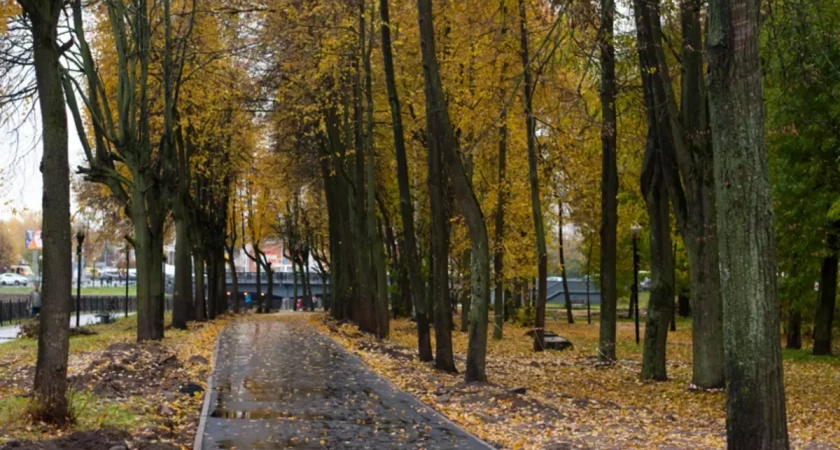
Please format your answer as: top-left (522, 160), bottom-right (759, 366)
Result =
top-left (197, 315), bottom-right (491, 449)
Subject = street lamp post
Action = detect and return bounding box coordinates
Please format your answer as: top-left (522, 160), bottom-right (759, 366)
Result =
top-left (75, 230), bottom-right (85, 328)
top-left (630, 224), bottom-right (642, 345)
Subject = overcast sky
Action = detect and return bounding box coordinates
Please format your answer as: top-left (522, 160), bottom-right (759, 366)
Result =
top-left (0, 105), bottom-right (85, 218)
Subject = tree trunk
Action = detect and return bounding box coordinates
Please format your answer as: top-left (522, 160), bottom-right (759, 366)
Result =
top-left (214, 249), bottom-right (227, 315)
top-left (636, 0), bottom-right (726, 388)
top-left (417, 0), bottom-right (491, 382)
top-left (586, 251), bottom-right (592, 325)
top-left (428, 111), bottom-right (456, 371)
top-left (132, 191), bottom-right (165, 341)
top-left (254, 254), bottom-right (262, 311)
top-left (193, 252), bottom-right (206, 320)
top-left (460, 250), bottom-right (471, 333)
top-left (813, 242), bottom-right (837, 355)
top-left (707, 0), bottom-right (790, 444)
top-left (352, 1), bottom-right (376, 334)
top-left (263, 262), bottom-right (273, 313)
top-left (786, 306), bottom-right (801, 350)
top-left (206, 251), bottom-right (216, 320)
top-left (172, 218), bottom-right (191, 329)
top-left (597, 0), bottom-right (619, 362)
top-left (517, 0), bottom-right (548, 352)
top-left (430, 206), bottom-right (456, 371)
top-left (27, 2), bottom-right (72, 423)
top-left (493, 109), bottom-right (508, 340)
top-left (634, 0), bottom-right (675, 382)
top-left (670, 242), bottom-right (677, 332)
top-left (637, 142), bottom-right (674, 381)
top-left (292, 256), bottom-right (299, 311)
top-left (558, 199), bottom-right (573, 324)
top-left (228, 247), bottom-right (238, 314)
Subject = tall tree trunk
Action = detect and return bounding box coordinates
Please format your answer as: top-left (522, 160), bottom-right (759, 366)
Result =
top-left (640, 179), bottom-right (674, 380)
top-left (558, 199), bottom-right (573, 324)
top-left (680, 0), bottom-right (725, 389)
top-left (634, 0), bottom-right (675, 382)
top-left (206, 251), bottom-right (216, 320)
top-left (786, 306), bottom-right (802, 350)
top-left (430, 204), bottom-right (456, 371)
top-left (172, 218), bottom-right (191, 329)
top-left (132, 192), bottom-right (165, 341)
top-left (707, 0), bottom-right (790, 445)
top-left (517, 0), bottom-right (548, 353)
top-left (417, 0), bottom-right (491, 379)
top-left (813, 236), bottom-right (837, 355)
top-left (633, 51), bottom-right (675, 378)
top-left (586, 246), bottom-right (592, 325)
top-left (215, 250), bottom-right (227, 315)
top-left (352, 0), bottom-right (376, 334)
top-left (460, 250), bottom-right (471, 333)
top-left (27, 0), bottom-right (72, 422)
top-left (254, 254), bottom-right (262, 311)
top-left (640, 170), bottom-right (674, 381)
top-left (228, 248), bottom-right (239, 314)
top-left (493, 108), bottom-right (508, 340)
top-left (428, 112), bottom-right (456, 372)
top-left (670, 242), bottom-right (677, 332)
top-left (597, 0), bottom-right (619, 362)
top-left (193, 252), bottom-right (205, 320)
top-left (363, 7), bottom-right (389, 336)
top-left (292, 256), bottom-right (299, 311)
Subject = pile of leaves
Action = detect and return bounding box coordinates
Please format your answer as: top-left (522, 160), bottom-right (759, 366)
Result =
top-left (17, 320), bottom-right (97, 339)
top-left (317, 315), bottom-right (840, 449)
top-left (71, 342), bottom-right (191, 398)
top-left (0, 316), bottom-right (228, 449)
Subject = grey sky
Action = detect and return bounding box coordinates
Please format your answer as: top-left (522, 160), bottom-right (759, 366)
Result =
top-left (0, 105), bottom-right (85, 217)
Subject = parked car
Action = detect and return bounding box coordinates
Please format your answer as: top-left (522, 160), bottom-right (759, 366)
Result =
top-left (0, 273), bottom-right (29, 286)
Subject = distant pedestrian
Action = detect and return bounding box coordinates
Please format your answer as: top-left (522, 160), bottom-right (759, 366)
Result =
top-left (245, 292), bottom-right (252, 309)
top-left (28, 283), bottom-right (41, 317)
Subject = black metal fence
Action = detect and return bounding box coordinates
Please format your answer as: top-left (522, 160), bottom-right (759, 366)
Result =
top-left (0, 295), bottom-right (173, 326)
top-left (229, 271), bottom-right (329, 285)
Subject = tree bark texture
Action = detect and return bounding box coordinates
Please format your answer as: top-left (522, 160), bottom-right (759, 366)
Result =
top-left (633, 0), bottom-right (675, 382)
top-left (417, 0), bottom-right (491, 381)
top-left (493, 109), bottom-right (508, 340)
top-left (597, 0), bottom-right (619, 362)
top-left (813, 238), bottom-right (837, 355)
top-left (193, 252), bottom-right (206, 320)
top-left (26, 0), bottom-right (72, 422)
top-left (707, 0), bottom-right (790, 445)
top-left (518, 0), bottom-right (549, 352)
top-left (172, 218), bottom-right (192, 329)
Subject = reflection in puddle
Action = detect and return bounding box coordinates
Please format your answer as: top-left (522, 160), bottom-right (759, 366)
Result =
top-left (210, 408), bottom-right (329, 420)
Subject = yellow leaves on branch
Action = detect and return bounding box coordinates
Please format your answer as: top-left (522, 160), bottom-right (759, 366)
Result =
top-left (0, 0), bottom-right (19, 35)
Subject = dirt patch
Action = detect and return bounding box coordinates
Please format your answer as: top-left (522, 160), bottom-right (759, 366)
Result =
top-left (70, 342), bottom-right (195, 399)
top-left (0, 429), bottom-right (179, 450)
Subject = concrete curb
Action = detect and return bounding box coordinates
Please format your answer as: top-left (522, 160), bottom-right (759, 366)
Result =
top-left (313, 323), bottom-right (497, 450)
top-left (192, 321), bottom-right (227, 450)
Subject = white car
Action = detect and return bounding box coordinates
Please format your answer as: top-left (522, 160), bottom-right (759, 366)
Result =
top-left (0, 273), bottom-right (29, 286)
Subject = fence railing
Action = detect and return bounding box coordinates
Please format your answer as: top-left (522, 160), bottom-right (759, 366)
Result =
top-left (0, 295), bottom-right (173, 326)
top-left (228, 271), bottom-right (329, 285)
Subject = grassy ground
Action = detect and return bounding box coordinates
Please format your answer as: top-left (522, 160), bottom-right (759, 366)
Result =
top-left (318, 313), bottom-right (840, 449)
top-left (0, 313), bottom-right (226, 447)
top-left (0, 286), bottom-right (137, 296)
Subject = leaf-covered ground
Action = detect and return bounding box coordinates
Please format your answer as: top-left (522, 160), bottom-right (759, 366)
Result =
top-left (0, 314), bottom-right (227, 449)
top-left (317, 314), bottom-right (840, 449)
